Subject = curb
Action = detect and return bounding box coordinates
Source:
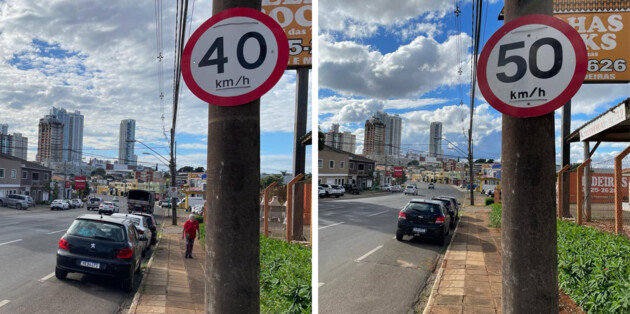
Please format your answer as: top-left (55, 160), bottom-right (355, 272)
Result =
top-left (127, 221), bottom-right (166, 314)
top-left (422, 212), bottom-right (462, 314)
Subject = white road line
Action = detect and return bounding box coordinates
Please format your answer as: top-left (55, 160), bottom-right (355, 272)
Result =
top-left (367, 210), bottom-right (389, 217)
top-left (39, 272), bottom-right (55, 282)
top-left (0, 300), bottom-right (9, 308)
top-left (0, 239), bottom-right (22, 246)
top-left (318, 282), bottom-right (325, 287)
top-left (356, 245), bottom-right (383, 262)
top-left (318, 222), bottom-right (345, 230)
top-left (47, 229), bottom-right (66, 234)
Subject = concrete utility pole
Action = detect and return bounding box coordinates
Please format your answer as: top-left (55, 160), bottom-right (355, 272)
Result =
top-left (502, 1), bottom-right (558, 313)
top-left (206, 0), bottom-right (261, 312)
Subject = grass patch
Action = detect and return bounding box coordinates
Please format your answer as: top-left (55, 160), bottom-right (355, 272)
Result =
top-left (260, 235), bottom-right (311, 313)
top-left (199, 223), bottom-right (205, 247)
top-left (557, 220), bottom-right (630, 313)
top-left (488, 203), bottom-right (502, 228)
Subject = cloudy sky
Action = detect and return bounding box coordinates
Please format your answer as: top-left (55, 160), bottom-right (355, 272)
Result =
top-left (318, 0), bottom-right (629, 168)
top-left (0, 0), bottom-right (311, 174)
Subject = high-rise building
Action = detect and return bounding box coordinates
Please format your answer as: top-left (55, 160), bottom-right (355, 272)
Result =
top-left (0, 134), bottom-right (12, 156)
top-left (50, 107), bottom-right (84, 163)
top-left (37, 115), bottom-right (64, 163)
top-left (363, 117), bottom-right (386, 156)
top-left (11, 133), bottom-right (27, 160)
top-left (374, 111), bottom-right (402, 156)
top-left (0, 124), bottom-right (7, 135)
top-left (325, 123), bottom-right (357, 153)
top-left (429, 122), bottom-right (443, 158)
top-left (119, 119), bottom-right (137, 165)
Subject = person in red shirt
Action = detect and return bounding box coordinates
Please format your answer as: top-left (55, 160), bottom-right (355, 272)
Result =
top-left (182, 214), bottom-right (200, 258)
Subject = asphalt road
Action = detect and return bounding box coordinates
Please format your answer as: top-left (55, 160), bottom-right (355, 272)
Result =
top-left (0, 195), bottom-right (167, 314)
top-left (318, 182), bottom-right (465, 314)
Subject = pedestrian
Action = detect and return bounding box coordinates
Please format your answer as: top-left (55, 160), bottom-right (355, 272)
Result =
top-left (182, 214), bottom-right (200, 258)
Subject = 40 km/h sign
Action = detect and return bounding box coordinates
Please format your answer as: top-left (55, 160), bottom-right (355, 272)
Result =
top-left (182, 8), bottom-right (289, 106)
top-left (478, 14), bottom-right (587, 118)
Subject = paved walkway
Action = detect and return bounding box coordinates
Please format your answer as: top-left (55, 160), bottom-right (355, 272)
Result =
top-left (424, 204), bottom-right (503, 314)
top-left (129, 211), bottom-right (206, 314)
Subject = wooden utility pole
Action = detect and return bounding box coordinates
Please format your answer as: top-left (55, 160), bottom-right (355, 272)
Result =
top-left (502, 1), bottom-right (558, 312)
top-left (205, 0), bottom-right (261, 312)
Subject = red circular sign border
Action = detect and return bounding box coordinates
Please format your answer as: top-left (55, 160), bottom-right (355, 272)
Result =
top-left (477, 14), bottom-right (587, 118)
top-left (181, 7), bottom-right (289, 107)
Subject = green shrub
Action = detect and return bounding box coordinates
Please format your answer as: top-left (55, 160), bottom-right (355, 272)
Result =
top-left (260, 236), bottom-right (311, 313)
top-left (557, 220), bottom-right (630, 313)
top-left (485, 197), bottom-right (495, 206)
top-left (194, 215), bottom-right (203, 223)
top-left (198, 223), bottom-right (205, 246)
top-left (488, 203), bottom-right (502, 228)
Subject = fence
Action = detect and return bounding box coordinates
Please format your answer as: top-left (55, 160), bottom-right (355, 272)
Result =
top-left (260, 175), bottom-right (312, 245)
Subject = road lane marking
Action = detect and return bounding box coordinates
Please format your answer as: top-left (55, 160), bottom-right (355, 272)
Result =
top-left (47, 229), bottom-right (67, 234)
top-left (356, 245), bottom-right (383, 262)
top-left (0, 239), bottom-right (22, 246)
top-left (318, 222), bottom-right (345, 230)
top-left (39, 272), bottom-right (55, 282)
top-left (367, 210), bottom-right (389, 217)
top-left (0, 300), bottom-right (9, 308)
top-left (318, 282), bottom-right (325, 287)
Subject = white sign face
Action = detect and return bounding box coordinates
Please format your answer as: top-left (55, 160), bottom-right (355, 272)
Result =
top-left (168, 187), bottom-right (178, 198)
top-left (478, 15), bottom-right (587, 118)
top-left (580, 105), bottom-right (627, 141)
top-left (182, 8), bottom-right (289, 106)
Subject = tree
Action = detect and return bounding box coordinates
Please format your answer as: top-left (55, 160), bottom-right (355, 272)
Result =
top-left (91, 168), bottom-right (106, 177)
top-left (194, 167), bottom-right (205, 172)
top-left (178, 166), bottom-right (194, 172)
top-left (260, 174), bottom-right (283, 190)
top-left (475, 158), bottom-right (487, 164)
top-left (487, 159), bottom-right (495, 163)
top-left (318, 126), bottom-right (325, 150)
top-left (407, 160), bottom-right (419, 167)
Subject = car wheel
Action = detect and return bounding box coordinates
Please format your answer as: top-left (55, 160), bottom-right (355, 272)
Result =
top-left (141, 248), bottom-right (146, 258)
top-left (335, 195), bottom-right (340, 198)
top-left (396, 233), bottom-right (403, 241)
top-left (55, 267), bottom-right (68, 280)
top-left (16, 204), bottom-right (22, 210)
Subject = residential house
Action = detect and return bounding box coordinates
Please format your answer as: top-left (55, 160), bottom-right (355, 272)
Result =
top-left (319, 145), bottom-right (376, 188)
top-left (0, 153), bottom-right (21, 197)
top-left (0, 153), bottom-right (53, 201)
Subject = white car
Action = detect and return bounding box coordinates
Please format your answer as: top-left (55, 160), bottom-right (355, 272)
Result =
top-left (391, 185), bottom-right (402, 193)
top-left (51, 199), bottom-right (69, 211)
top-left (98, 201), bottom-right (120, 215)
top-left (404, 185), bottom-right (418, 195)
top-left (70, 199), bottom-right (83, 208)
top-left (382, 184), bottom-right (392, 191)
top-left (111, 213), bottom-right (153, 255)
top-left (331, 185), bottom-right (345, 197)
top-left (318, 186), bottom-right (325, 198)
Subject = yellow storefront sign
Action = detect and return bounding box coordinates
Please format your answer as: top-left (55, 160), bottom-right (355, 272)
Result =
top-left (263, 0), bottom-right (312, 69)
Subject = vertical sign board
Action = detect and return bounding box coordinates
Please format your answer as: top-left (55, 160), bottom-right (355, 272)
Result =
top-left (75, 176), bottom-right (86, 190)
top-left (554, 5), bottom-right (630, 83)
top-left (262, 0), bottom-right (312, 69)
top-left (393, 167), bottom-right (403, 178)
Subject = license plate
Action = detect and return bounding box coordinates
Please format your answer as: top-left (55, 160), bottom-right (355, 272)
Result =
top-left (413, 227), bottom-right (426, 233)
top-left (80, 260), bottom-right (100, 269)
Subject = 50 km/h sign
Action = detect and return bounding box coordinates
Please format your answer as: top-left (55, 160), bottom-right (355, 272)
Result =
top-left (478, 14), bottom-right (587, 118)
top-left (182, 8), bottom-right (289, 106)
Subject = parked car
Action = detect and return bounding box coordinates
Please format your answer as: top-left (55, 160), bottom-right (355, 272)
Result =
top-left (391, 185), bottom-right (402, 193)
top-left (159, 198), bottom-right (171, 208)
top-left (51, 199), bottom-right (70, 211)
top-left (381, 184), bottom-right (392, 191)
top-left (404, 185), bottom-right (418, 195)
top-left (486, 189), bottom-right (495, 197)
top-left (0, 194), bottom-right (31, 210)
top-left (98, 201), bottom-right (120, 215)
top-left (343, 184), bottom-right (361, 195)
top-left (428, 183), bottom-right (435, 189)
top-left (318, 186), bottom-right (325, 198)
top-left (87, 197), bottom-right (103, 211)
top-left (70, 199), bottom-right (83, 208)
top-left (396, 199), bottom-right (451, 246)
top-left (331, 185), bottom-right (345, 197)
top-left (25, 196), bottom-right (34, 207)
top-left (432, 197), bottom-right (458, 229)
top-left (438, 196), bottom-right (461, 213)
top-left (133, 213), bottom-right (158, 245)
top-left (127, 189), bottom-right (156, 214)
top-left (319, 184), bottom-right (341, 197)
top-left (55, 214), bottom-right (145, 292)
top-left (111, 213), bottom-right (152, 255)
top-left (112, 196), bottom-right (120, 203)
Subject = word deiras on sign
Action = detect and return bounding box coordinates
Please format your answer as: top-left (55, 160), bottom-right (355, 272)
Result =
top-left (182, 8), bottom-right (289, 106)
top-left (478, 14), bottom-right (587, 118)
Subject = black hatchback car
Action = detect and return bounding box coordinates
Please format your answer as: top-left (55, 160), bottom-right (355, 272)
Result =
top-left (55, 214), bottom-right (146, 292)
top-left (396, 199), bottom-right (451, 245)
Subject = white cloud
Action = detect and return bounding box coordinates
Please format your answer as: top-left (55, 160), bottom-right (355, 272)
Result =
top-left (319, 32), bottom-right (471, 99)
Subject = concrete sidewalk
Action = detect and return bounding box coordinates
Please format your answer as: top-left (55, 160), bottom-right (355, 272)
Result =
top-left (424, 205), bottom-right (502, 314)
top-left (128, 210), bottom-right (205, 314)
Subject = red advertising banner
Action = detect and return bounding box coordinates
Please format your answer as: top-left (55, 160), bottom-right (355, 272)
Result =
top-left (65, 181), bottom-right (71, 189)
top-left (394, 167), bottom-right (403, 178)
top-left (75, 176), bottom-right (86, 190)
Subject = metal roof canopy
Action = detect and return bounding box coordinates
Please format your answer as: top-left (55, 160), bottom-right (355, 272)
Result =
top-left (567, 98), bottom-right (630, 145)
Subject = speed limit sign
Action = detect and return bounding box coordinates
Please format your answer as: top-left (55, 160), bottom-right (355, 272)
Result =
top-left (182, 8), bottom-right (289, 106)
top-left (478, 15), bottom-right (587, 118)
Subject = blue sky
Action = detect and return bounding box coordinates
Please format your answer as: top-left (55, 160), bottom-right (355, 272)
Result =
top-left (0, 0), bottom-right (311, 174)
top-left (318, 0), bottom-right (629, 167)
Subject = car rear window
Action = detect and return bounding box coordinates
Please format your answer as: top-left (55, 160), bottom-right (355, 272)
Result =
top-left (67, 220), bottom-right (126, 242)
top-left (90, 198), bottom-right (100, 202)
top-left (406, 186), bottom-right (414, 188)
top-left (406, 202), bottom-right (441, 215)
